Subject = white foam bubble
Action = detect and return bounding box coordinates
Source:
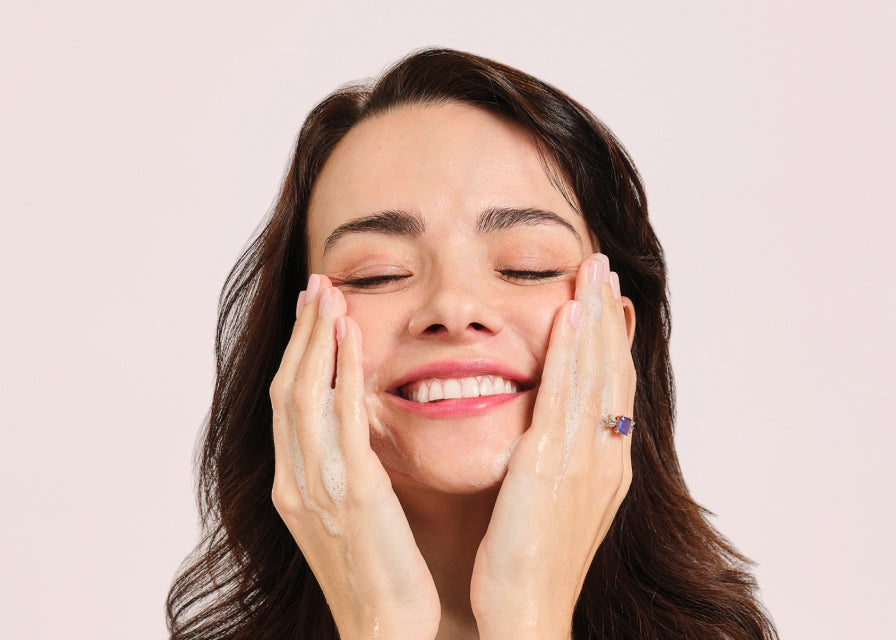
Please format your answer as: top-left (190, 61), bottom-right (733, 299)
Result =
top-left (287, 389), bottom-right (344, 537)
top-left (534, 432), bottom-right (549, 475)
top-left (317, 510), bottom-right (340, 536)
top-left (290, 432), bottom-right (308, 494)
top-left (319, 387), bottom-right (346, 506)
top-left (490, 443), bottom-right (514, 480)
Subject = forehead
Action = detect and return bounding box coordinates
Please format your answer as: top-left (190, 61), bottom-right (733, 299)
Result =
top-left (307, 102), bottom-right (587, 253)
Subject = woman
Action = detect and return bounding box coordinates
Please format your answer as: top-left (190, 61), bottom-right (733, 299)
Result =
top-left (167, 48), bottom-right (778, 639)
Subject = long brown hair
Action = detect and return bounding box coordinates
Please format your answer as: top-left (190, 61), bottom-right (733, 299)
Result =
top-left (167, 48), bottom-right (778, 639)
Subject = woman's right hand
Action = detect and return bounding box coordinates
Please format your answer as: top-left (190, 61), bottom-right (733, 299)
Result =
top-left (269, 274), bottom-right (441, 640)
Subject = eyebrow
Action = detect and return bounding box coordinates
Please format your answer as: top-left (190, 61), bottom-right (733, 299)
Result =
top-left (477, 206), bottom-right (582, 245)
top-left (323, 210), bottom-right (426, 253)
top-left (322, 205), bottom-right (581, 253)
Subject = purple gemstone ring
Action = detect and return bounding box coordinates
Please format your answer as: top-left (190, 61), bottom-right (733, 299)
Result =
top-left (601, 414), bottom-right (635, 436)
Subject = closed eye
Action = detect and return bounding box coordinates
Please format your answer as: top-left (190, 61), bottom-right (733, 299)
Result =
top-left (499, 269), bottom-right (565, 282)
top-left (339, 269), bottom-right (565, 289)
top-left (339, 274), bottom-right (411, 289)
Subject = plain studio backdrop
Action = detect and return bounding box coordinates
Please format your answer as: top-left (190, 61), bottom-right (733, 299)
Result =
top-left (1, 1), bottom-right (893, 638)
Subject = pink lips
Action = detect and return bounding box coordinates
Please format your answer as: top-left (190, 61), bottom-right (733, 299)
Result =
top-left (387, 359), bottom-right (533, 419)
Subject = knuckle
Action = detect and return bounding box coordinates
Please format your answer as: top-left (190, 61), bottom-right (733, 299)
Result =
top-left (304, 481), bottom-right (330, 509)
top-left (269, 377), bottom-right (287, 405)
top-left (271, 480), bottom-right (302, 517)
top-left (596, 460), bottom-right (625, 495)
top-left (562, 461), bottom-right (589, 486)
top-left (619, 459), bottom-right (633, 493)
top-left (347, 459), bottom-right (390, 504)
top-left (620, 470), bottom-right (633, 495)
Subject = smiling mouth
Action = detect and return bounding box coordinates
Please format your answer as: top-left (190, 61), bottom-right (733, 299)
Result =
top-left (397, 375), bottom-right (521, 403)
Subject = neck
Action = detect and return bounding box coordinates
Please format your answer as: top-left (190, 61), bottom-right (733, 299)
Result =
top-left (395, 483), bottom-right (500, 640)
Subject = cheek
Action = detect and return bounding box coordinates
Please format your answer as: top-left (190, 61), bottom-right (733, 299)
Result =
top-left (501, 283), bottom-right (575, 365)
top-left (343, 295), bottom-right (408, 381)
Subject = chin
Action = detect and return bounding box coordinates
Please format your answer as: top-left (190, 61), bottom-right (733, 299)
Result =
top-left (370, 395), bottom-right (532, 495)
top-left (383, 442), bottom-right (515, 495)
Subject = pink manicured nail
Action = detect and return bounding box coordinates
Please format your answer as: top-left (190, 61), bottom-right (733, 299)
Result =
top-left (335, 316), bottom-right (347, 344)
top-left (587, 257), bottom-right (605, 285)
top-left (306, 274), bottom-right (321, 301)
top-left (568, 300), bottom-right (582, 328)
top-left (318, 286), bottom-right (331, 316)
top-left (609, 272), bottom-right (621, 300)
top-left (295, 290), bottom-right (307, 318)
top-left (599, 255), bottom-right (611, 283)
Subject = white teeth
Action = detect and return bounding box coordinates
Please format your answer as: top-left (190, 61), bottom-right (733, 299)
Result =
top-left (403, 375), bottom-right (521, 402)
top-left (443, 379), bottom-right (462, 400)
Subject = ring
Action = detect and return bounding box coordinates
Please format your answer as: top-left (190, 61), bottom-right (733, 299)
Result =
top-left (601, 414), bottom-right (635, 436)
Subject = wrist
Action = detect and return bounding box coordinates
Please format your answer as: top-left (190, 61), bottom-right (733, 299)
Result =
top-left (475, 609), bottom-right (572, 640)
top-left (337, 618), bottom-right (439, 640)
top-left (478, 626), bottom-right (572, 640)
top-left (331, 603), bottom-right (439, 640)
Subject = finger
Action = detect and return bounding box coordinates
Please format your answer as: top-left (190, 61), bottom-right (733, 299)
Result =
top-left (566, 254), bottom-right (610, 457)
top-left (604, 290), bottom-right (635, 510)
top-left (519, 297), bottom-right (580, 476)
top-left (292, 284), bottom-right (348, 507)
top-left (587, 272), bottom-right (635, 529)
top-left (597, 273), bottom-right (635, 445)
top-left (270, 274), bottom-right (334, 413)
top-left (270, 275), bottom-right (333, 434)
top-left (288, 274), bottom-right (334, 378)
top-left (271, 274), bottom-right (332, 514)
top-left (334, 314), bottom-right (376, 468)
top-left (295, 284), bottom-right (347, 397)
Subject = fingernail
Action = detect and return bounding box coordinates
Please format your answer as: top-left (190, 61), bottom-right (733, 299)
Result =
top-left (610, 272), bottom-right (621, 300)
top-left (318, 286), bottom-right (332, 316)
top-left (306, 274), bottom-right (321, 301)
top-left (587, 256), bottom-right (605, 286)
top-left (567, 300), bottom-right (582, 328)
top-left (335, 316), bottom-right (347, 344)
top-left (599, 254), bottom-right (611, 283)
top-left (295, 290), bottom-right (307, 318)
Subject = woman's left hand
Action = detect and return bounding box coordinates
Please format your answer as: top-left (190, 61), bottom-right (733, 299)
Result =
top-left (469, 253), bottom-right (636, 640)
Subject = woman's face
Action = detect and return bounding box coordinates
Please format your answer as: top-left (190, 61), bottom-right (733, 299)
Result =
top-left (307, 102), bottom-right (596, 494)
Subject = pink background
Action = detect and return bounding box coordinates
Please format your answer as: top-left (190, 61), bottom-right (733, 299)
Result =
top-left (2, 1), bottom-right (893, 637)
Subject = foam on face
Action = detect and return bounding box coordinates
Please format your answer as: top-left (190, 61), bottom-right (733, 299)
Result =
top-left (365, 373), bottom-right (388, 439)
top-left (490, 432), bottom-right (523, 481)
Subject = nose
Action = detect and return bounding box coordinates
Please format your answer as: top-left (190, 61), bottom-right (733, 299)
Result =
top-left (407, 273), bottom-right (505, 341)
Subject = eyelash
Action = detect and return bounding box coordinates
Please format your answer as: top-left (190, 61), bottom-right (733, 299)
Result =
top-left (340, 270), bottom-right (563, 289)
top-left (340, 275), bottom-right (411, 288)
top-left (499, 269), bottom-right (565, 282)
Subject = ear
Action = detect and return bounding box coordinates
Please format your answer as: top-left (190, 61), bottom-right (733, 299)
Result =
top-left (620, 296), bottom-right (636, 349)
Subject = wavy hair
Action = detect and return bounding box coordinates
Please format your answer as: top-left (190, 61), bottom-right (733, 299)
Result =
top-left (167, 48), bottom-right (778, 639)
